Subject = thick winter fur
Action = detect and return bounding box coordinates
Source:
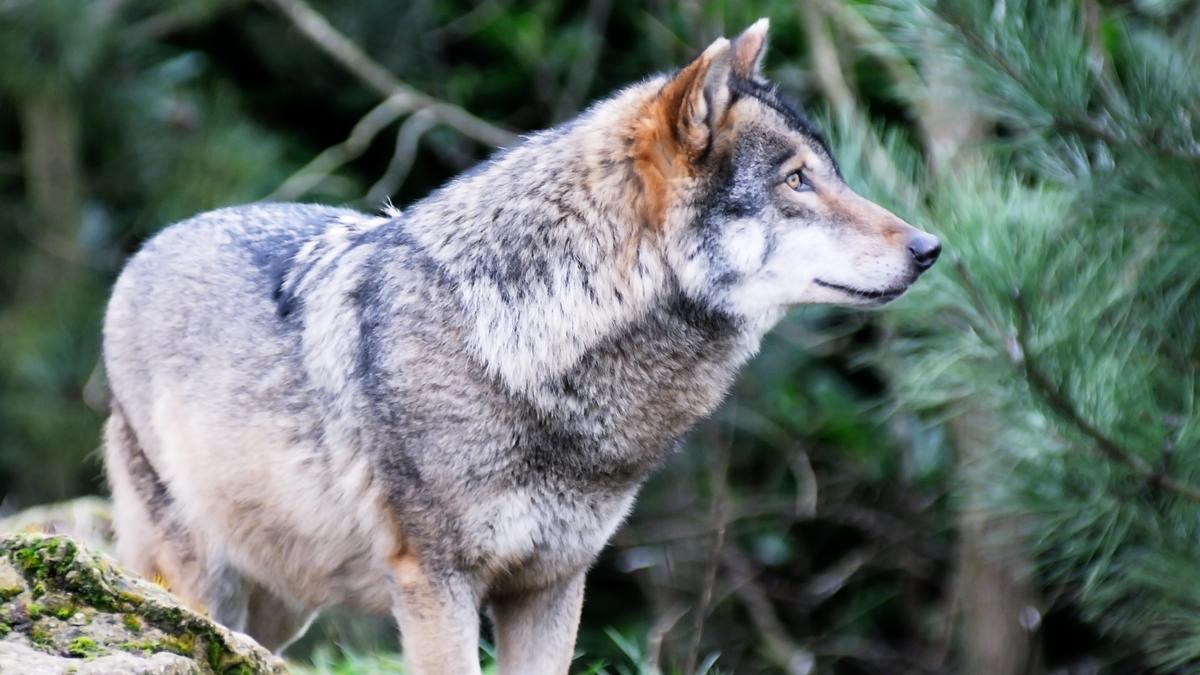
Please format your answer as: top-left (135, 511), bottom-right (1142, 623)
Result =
top-left (103, 19), bottom-right (939, 675)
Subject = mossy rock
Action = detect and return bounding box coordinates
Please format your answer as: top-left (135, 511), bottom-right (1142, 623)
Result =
top-left (0, 533), bottom-right (287, 674)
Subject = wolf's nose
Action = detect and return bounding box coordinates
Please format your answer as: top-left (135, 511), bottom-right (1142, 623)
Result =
top-left (908, 233), bottom-right (941, 271)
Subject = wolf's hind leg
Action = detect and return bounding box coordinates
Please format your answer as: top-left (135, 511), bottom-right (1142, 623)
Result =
top-left (243, 583), bottom-right (316, 654)
top-left (491, 571), bottom-right (586, 675)
top-left (105, 407), bottom-right (170, 576)
top-left (104, 406), bottom-right (206, 606)
top-left (105, 404), bottom-right (250, 627)
top-left (200, 556), bottom-right (250, 632)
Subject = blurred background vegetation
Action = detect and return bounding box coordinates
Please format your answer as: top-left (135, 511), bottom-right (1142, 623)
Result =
top-left (2, 0), bottom-right (1199, 673)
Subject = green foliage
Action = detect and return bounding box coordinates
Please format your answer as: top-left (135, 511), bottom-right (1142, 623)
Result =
top-left (827, 0), bottom-right (1200, 670)
top-left (3, 0), bottom-right (1199, 672)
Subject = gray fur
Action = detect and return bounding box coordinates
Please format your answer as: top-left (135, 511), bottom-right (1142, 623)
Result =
top-left (102, 21), bottom-right (938, 674)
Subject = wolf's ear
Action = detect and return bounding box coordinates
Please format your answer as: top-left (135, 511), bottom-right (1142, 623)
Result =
top-left (657, 37), bottom-right (733, 162)
top-left (731, 18), bottom-right (769, 80)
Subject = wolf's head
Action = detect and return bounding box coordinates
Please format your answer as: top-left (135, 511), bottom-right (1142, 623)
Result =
top-left (633, 19), bottom-right (940, 319)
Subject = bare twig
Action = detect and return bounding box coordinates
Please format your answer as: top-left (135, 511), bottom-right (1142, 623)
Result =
top-left (723, 546), bottom-right (815, 675)
top-left (260, 0), bottom-right (517, 148)
top-left (552, 0), bottom-right (613, 121)
top-left (645, 604), bottom-right (689, 674)
top-left (268, 94), bottom-right (411, 201)
top-left (683, 424), bottom-right (733, 675)
top-left (129, 0), bottom-right (249, 41)
top-left (365, 109), bottom-right (438, 205)
top-left (426, 0), bottom-right (507, 41)
top-left (787, 446), bottom-right (819, 518)
top-left (803, 549), bottom-right (868, 602)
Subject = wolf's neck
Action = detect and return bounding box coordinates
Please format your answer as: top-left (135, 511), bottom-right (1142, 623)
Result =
top-left (514, 293), bottom-right (769, 481)
top-left (399, 86), bottom-right (689, 392)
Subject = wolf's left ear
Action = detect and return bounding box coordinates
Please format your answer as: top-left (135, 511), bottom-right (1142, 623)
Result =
top-left (656, 37), bottom-right (733, 162)
top-left (731, 18), bottom-right (769, 80)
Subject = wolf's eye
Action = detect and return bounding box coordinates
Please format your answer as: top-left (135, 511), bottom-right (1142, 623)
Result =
top-left (785, 171), bottom-right (809, 192)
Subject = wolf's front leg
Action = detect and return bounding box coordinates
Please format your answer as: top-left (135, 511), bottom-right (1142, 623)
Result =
top-left (389, 554), bottom-right (482, 675)
top-left (492, 571), bottom-right (586, 675)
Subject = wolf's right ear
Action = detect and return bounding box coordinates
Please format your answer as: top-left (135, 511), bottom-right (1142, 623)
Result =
top-left (731, 18), bottom-right (769, 80)
top-left (656, 37), bottom-right (733, 162)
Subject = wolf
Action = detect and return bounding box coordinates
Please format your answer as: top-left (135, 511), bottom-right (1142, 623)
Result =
top-left (102, 18), bottom-right (939, 675)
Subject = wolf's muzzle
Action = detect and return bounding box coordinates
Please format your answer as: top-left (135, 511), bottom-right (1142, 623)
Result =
top-left (908, 232), bottom-right (941, 272)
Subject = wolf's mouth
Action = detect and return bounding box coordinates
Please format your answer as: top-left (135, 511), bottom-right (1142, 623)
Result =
top-left (814, 279), bottom-right (908, 302)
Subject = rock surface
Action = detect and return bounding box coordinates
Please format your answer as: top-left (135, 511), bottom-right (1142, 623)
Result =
top-left (0, 533), bottom-right (287, 674)
top-left (0, 497), bottom-right (115, 556)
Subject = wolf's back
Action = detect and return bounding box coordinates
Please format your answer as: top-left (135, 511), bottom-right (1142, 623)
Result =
top-left (101, 202), bottom-right (380, 497)
top-left (104, 203), bottom-right (359, 404)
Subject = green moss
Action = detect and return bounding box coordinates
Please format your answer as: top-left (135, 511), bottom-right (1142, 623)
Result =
top-left (116, 632), bottom-right (198, 658)
top-left (162, 632), bottom-right (197, 656)
top-left (67, 636), bottom-right (103, 657)
top-left (30, 623), bottom-right (52, 646)
top-left (118, 638), bottom-right (156, 655)
top-left (139, 602), bottom-right (186, 626)
top-left (54, 603), bottom-right (77, 619)
top-left (26, 601), bottom-right (44, 619)
top-left (5, 536), bottom-right (125, 613)
top-left (6, 535), bottom-right (276, 672)
top-left (14, 546), bottom-right (46, 579)
top-left (117, 590), bottom-right (144, 607)
top-left (0, 621), bottom-right (10, 636)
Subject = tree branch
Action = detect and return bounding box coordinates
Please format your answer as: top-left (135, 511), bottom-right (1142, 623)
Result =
top-left (682, 425), bottom-right (732, 675)
top-left (260, 0), bottom-right (517, 148)
top-left (552, 0), bottom-right (613, 122)
top-left (129, 0), bottom-right (248, 42)
top-left (365, 109), bottom-right (438, 206)
top-left (1009, 288), bottom-right (1200, 503)
top-left (268, 94), bottom-right (410, 201)
top-left (723, 546), bottom-right (815, 675)
top-left (933, 4), bottom-right (1200, 163)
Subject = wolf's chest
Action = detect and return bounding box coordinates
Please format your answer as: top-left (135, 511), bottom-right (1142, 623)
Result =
top-left (457, 484), bottom-right (638, 591)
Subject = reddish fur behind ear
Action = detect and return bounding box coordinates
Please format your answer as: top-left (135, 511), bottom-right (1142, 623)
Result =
top-left (629, 42), bottom-right (731, 233)
top-left (630, 99), bottom-right (685, 235)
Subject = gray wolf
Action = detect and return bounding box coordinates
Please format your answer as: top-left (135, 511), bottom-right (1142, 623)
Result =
top-left (102, 19), bottom-right (939, 675)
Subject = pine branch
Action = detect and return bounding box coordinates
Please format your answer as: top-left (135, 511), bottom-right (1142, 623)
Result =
top-left (947, 260), bottom-right (1200, 503)
top-left (1051, 116), bottom-right (1200, 162)
top-left (931, 2), bottom-right (1200, 163)
top-left (1008, 288), bottom-right (1200, 503)
top-left (260, 0), bottom-right (516, 148)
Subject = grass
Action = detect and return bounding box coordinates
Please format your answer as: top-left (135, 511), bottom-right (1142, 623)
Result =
top-left (287, 631), bottom-right (723, 675)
